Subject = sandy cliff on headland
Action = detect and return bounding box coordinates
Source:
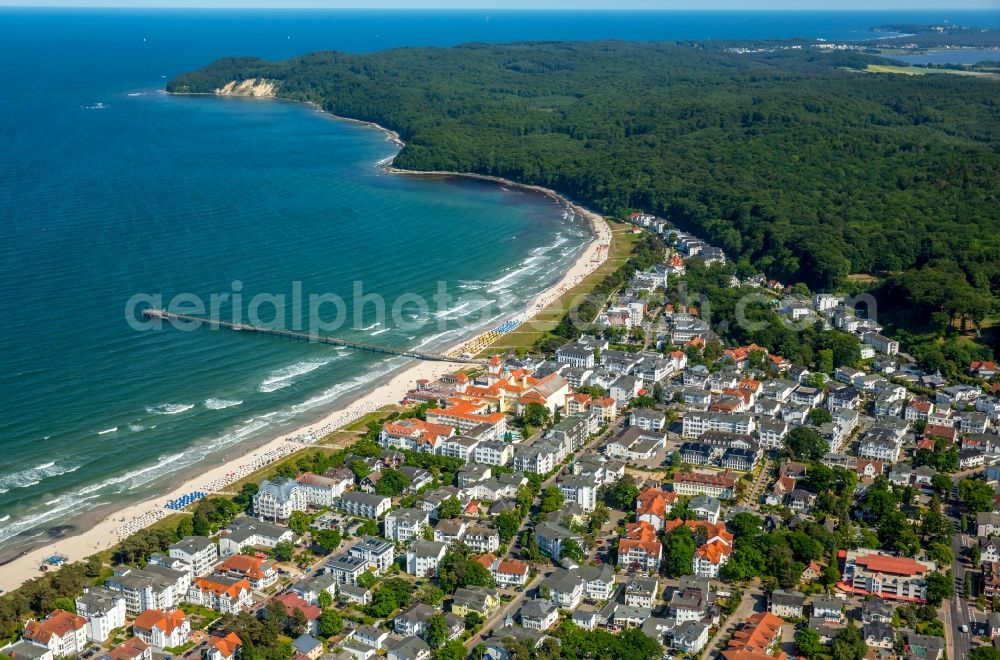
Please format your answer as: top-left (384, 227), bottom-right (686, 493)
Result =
top-left (215, 79), bottom-right (277, 97)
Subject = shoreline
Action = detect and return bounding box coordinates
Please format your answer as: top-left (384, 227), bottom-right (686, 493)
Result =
top-left (0, 90), bottom-right (611, 595)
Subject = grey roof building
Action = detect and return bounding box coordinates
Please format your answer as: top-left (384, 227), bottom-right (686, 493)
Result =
top-left (386, 635), bottom-right (431, 660)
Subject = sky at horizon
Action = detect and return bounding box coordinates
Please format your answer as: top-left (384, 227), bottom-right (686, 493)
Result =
top-left (1, 1), bottom-right (997, 10)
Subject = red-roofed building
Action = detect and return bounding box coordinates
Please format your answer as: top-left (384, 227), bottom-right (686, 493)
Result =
top-left (667, 254), bottom-right (686, 275)
top-left (665, 519), bottom-right (734, 578)
top-left (635, 487), bottom-right (677, 531)
top-left (672, 470), bottom-right (739, 499)
top-left (765, 475), bottom-right (797, 507)
top-left (840, 550), bottom-right (934, 602)
top-left (624, 521), bottom-right (658, 542)
top-left (722, 653), bottom-right (788, 660)
top-left (769, 354), bottom-right (791, 372)
top-left (275, 593), bottom-right (322, 636)
top-left (722, 612), bottom-right (786, 660)
top-left (513, 373), bottom-right (570, 415)
top-left (970, 361), bottom-right (998, 379)
top-left (905, 399), bottom-right (934, 423)
top-left (855, 459), bottom-right (884, 480)
top-left (474, 553), bottom-right (496, 570)
top-left (133, 609), bottom-right (190, 650)
top-left (801, 560), bottom-right (822, 583)
top-left (474, 552), bottom-right (529, 587)
top-left (924, 424), bottom-right (957, 443)
top-left (854, 554), bottom-right (929, 576)
top-left (207, 632), bottom-right (242, 660)
top-left (22, 610), bottom-right (87, 657)
top-left (426, 397), bottom-right (507, 435)
top-left (106, 636), bottom-right (151, 660)
top-left (618, 521), bottom-right (662, 573)
top-left (667, 350), bottom-right (688, 372)
top-left (187, 576), bottom-right (252, 614)
top-left (724, 347), bottom-right (750, 367)
top-left (590, 397), bottom-right (618, 423)
top-left (215, 555), bottom-right (277, 590)
top-left (724, 345), bottom-right (769, 369)
top-left (565, 392), bottom-right (592, 416)
top-left (379, 418), bottom-right (456, 453)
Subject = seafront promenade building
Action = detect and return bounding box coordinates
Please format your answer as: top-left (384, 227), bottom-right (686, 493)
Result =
top-left (253, 477), bottom-right (307, 522)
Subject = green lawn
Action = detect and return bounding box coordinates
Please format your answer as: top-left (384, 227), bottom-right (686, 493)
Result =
top-left (178, 603), bottom-right (222, 630)
top-left (219, 405), bottom-right (406, 493)
top-left (342, 405), bottom-right (405, 432)
top-left (486, 220), bottom-right (640, 354)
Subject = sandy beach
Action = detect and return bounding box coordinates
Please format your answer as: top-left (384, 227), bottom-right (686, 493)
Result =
top-left (0, 96), bottom-right (612, 596)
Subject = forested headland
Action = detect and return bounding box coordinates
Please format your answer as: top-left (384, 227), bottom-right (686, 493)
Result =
top-left (169, 40), bottom-right (1000, 356)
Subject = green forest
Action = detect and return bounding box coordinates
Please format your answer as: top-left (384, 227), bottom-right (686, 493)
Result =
top-left (169, 41), bottom-right (999, 334)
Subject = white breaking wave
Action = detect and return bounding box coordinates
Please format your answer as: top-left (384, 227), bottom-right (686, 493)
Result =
top-left (145, 403), bottom-right (195, 415)
top-left (290, 360), bottom-right (406, 415)
top-left (487, 260), bottom-right (540, 292)
top-left (129, 424), bottom-right (145, 432)
top-left (370, 328), bottom-right (390, 336)
top-left (78, 452), bottom-right (187, 496)
top-left (0, 461), bottom-right (82, 493)
top-left (530, 235), bottom-right (568, 255)
top-left (98, 427), bottom-right (118, 435)
top-left (434, 301), bottom-right (471, 318)
top-left (456, 300), bottom-right (495, 317)
top-left (204, 398), bottom-right (243, 410)
top-left (412, 327), bottom-right (465, 352)
top-left (0, 493), bottom-right (103, 546)
top-left (259, 359), bottom-right (332, 393)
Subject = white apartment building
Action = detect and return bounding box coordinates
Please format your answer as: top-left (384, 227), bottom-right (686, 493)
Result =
top-left (22, 611), bottom-right (88, 657)
top-left (682, 412), bottom-right (755, 439)
top-left (472, 441), bottom-right (514, 467)
top-left (168, 536), bottom-right (218, 577)
top-left (253, 477), bottom-right (307, 521)
top-left (336, 492), bottom-right (392, 519)
top-left (558, 475), bottom-right (598, 512)
top-left (295, 471), bottom-right (352, 508)
top-left (405, 541), bottom-right (448, 577)
top-left (384, 508), bottom-right (430, 544)
top-left (105, 565), bottom-right (191, 615)
top-left (75, 587), bottom-right (126, 642)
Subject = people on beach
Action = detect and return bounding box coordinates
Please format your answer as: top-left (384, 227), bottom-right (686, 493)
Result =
top-left (64, 215), bottom-right (616, 570)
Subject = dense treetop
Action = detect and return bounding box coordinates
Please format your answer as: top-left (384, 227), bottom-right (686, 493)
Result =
top-left (170, 41), bottom-right (999, 300)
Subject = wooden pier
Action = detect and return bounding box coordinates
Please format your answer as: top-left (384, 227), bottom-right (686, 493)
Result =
top-left (141, 309), bottom-right (482, 364)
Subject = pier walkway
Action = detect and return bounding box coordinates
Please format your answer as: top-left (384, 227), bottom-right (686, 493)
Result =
top-left (141, 309), bottom-right (483, 364)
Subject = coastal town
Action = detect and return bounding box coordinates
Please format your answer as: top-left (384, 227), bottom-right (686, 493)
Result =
top-left (4, 213), bottom-right (1000, 660)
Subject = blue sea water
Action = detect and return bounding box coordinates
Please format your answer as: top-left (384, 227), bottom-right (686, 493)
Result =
top-left (887, 49), bottom-right (1000, 65)
top-left (0, 8), bottom-right (997, 555)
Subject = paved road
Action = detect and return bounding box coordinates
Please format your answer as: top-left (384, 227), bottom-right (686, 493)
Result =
top-left (466, 418), bottom-right (626, 647)
top-left (944, 480), bottom-right (972, 660)
top-left (463, 570), bottom-right (552, 650)
top-left (742, 457), bottom-right (771, 511)
top-left (699, 586), bottom-right (764, 660)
